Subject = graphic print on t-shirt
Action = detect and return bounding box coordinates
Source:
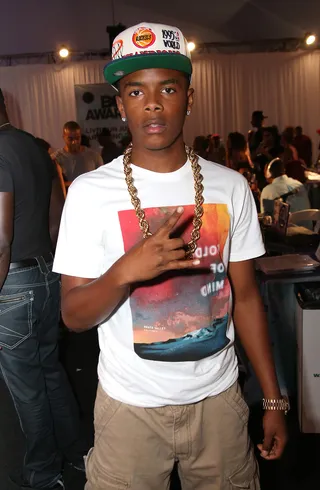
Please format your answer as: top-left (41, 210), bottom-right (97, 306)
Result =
top-left (118, 204), bottom-right (231, 362)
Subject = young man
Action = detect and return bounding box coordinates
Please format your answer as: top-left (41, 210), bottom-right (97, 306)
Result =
top-left (53, 22), bottom-right (288, 490)
top-left (51, 121), bottom-right (103, 182)
top-left (0, 91), bottom-right (84, 490)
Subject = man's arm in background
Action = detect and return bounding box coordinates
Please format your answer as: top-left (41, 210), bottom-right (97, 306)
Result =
top-left (96, 153), bottom-right (104, 169)
top-left (0, 192), bottom-right (13, 289)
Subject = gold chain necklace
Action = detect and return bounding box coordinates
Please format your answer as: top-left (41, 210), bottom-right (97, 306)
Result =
top-left (123, 143), bottom-right (204, 258)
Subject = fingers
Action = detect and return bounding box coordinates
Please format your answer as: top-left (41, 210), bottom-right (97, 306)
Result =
top-left (257, 435), bottom-right (286, 460)
top-left (155, 207), bottom-right (184, 238)
top-left (257, 443), bottom-right (275, 460)
top-left (165, 258), bottom-right (200, 272)
top-left (272, 435), bottom-right (287, 459)
top-left (257, 444), bottom-right (281, 461)
top-left (257, 431), bottom-right (274, 460)
top-left (261, 433), bottom-right (274, 458)
top-left (165, 237), bottom-right (185, 251)
top-left (166, 248), bottom-right (188, 262)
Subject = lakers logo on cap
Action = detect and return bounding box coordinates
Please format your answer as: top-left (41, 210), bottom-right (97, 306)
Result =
top-left (132, 27), bottom-right (156, 49)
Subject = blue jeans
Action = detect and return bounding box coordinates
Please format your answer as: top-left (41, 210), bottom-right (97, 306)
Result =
top-left (0, 256), bottom-right (82, 489)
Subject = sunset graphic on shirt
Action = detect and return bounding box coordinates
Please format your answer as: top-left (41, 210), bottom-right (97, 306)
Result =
top-left (118, 204), bottom-right (231, 362)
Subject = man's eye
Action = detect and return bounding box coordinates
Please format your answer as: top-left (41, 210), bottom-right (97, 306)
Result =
top-left (129, 90), bottom-right (143, 97)
top-left (162, 87), bottom-right (175, 94)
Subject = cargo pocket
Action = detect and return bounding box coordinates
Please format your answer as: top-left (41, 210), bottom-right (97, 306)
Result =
top-left (87, 447), bottom-right (130, 489)
top-left (228, 455), bottom-right (259, 489)
top-left (221, 383), bottom-right (250, 425)
top-left (94, 384), bottom-right (122, 444)
top-left (0, 291), bottom-right (34, 349)
top-left (96, 470), bottom-right (129, 489)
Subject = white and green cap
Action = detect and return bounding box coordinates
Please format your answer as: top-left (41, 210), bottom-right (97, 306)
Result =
top-left (104, 22), bottom-right (193, 87)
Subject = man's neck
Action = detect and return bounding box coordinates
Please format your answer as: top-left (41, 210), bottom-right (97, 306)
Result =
top-left (273, 174), bottom-right (286, 181)
top-left (64, 145), bottom-right (84, 154)
top-left (130, 140), bottom-right (187, 173)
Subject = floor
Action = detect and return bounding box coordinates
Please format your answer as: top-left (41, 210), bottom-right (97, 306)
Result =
top-left (1, 328), bottom-right (320, 490)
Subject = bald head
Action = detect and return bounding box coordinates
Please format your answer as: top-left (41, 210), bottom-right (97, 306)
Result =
top-left (63, 121), bottom-right (82, 153)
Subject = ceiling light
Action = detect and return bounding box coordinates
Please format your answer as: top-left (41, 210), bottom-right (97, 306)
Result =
top-left (59, 47), bottom-right (70, 58)
top-left (305, 34), bottom-right (316, 46)
top-left (188, 42), bottom-right (196, 52)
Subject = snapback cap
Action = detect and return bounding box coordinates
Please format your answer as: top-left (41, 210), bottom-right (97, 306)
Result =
top-left (104, 22), bottom-right (193, 88)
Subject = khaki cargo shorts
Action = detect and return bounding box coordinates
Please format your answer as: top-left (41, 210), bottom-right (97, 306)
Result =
top-left (85, 381), bottom-right (260, 489)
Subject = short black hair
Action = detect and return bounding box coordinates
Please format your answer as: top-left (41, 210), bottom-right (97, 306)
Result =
top-left (63, 121), bottom-right (81, 132)
top-left (270, 158), bottom-right (285, 178)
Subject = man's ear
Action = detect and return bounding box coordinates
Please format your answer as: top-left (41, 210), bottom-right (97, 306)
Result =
top-left (187, 87), bottom-right (194, 114)
top-left (116, 95), bottom-right (126, 120)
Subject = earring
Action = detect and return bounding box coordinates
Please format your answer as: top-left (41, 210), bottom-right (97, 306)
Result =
top-left (186, 110), bottom-right (191, 116)
top-left (122, 117), bottom-right (127, 122)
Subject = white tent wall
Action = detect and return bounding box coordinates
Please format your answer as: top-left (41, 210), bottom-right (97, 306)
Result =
top-left (1, 51), bottom-right (319, 151)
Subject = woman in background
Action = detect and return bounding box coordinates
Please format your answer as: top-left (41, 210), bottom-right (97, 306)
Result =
top-left (226, 132), bottom-right (253, 170)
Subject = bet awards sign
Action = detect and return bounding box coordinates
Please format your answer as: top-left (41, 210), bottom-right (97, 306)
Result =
top-left (75, 83), bottom-right (127, 146)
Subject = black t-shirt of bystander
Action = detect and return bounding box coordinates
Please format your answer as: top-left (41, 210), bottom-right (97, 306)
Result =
top-left (0, 126), bottom-right (54, 261)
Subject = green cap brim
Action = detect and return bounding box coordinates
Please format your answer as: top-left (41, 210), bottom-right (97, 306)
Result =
top-left (104, 53), bottom-right (192, 87)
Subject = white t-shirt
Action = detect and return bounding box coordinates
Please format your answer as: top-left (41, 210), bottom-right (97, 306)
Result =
top-left (53, 156), bottom-right (265, 407)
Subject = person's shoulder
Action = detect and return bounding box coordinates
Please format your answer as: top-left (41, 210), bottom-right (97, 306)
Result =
top-left (303, 134), bottom-right (312, 142)
top-left (51, 148), bottom-right (65, 160)
top-left (261, 182), bottom-right (273, 196)
top-left (287, 176), bottom-right (303, 187)
top-left (85, 147), bottom-right (102, 157)
top-left (0, 126), bottom-right (34, 147)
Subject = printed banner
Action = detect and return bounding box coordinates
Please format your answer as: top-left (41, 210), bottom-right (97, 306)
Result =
top-left (118, 203), bottom-right (231, 362)
top-left (74, 83), bottom-right (128, 147)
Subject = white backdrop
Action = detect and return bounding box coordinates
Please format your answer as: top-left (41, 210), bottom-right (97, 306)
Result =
top-left (0, 50), bottom-right (320, 150)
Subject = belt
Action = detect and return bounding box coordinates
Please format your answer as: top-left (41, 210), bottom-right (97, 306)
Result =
top-left (9, 252), bottom-right (53, 271)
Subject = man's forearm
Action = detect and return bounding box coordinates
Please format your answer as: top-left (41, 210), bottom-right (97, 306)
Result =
top-left (62, 261), bottom-right (129, 332)
top-left (233, 291), bottom-right (281, 398)
top-left (0, 246), bottom-right (11, 291)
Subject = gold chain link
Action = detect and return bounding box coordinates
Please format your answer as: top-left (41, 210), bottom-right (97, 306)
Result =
top-left (123, 144), bottom-right (204, 257)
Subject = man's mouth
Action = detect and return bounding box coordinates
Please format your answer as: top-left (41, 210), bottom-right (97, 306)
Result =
top-left (143, 119), bottom-right (166, 134)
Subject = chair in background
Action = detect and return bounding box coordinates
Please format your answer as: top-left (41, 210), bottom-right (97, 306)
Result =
top-left (289, 209), bottom-right (320, 232)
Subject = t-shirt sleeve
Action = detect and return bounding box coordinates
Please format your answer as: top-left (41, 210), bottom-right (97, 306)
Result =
top-left (229, 177), bottom-right (265, 262)
top-left (53, 178), bottom-right (105, 278)
top-left (0, 155), bottom-right (14, 192)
